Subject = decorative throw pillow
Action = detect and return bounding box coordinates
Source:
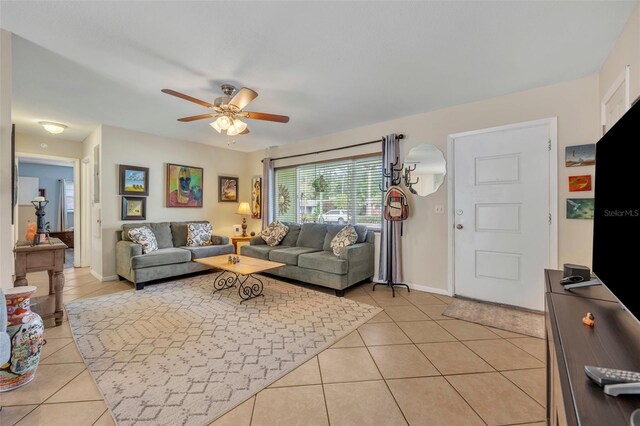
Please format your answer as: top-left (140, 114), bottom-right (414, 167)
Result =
top-left (128, 226), bottom-right (158, 254)
top-left (330, 225), bottom-right (358, 256)
top-left (187, 223), bottom-right (213, 247)
top-left (260, 221), bottom-right (289, 247)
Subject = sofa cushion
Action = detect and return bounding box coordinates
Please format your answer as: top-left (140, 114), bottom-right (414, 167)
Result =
top-left (298, 251), bottom-right (348, 275)
top-left (127, 226), bottom-right (158, 254)
top-left (181, 245), bottom-right (234, 259)
top-left (171, 221), bottom-right (209, 247)
top-left (331, 225), bottom-right (358, 256)
top-left (123, 222), bottom-right (173, 249)
top-left (324, 224), bottom-right (369, 249)
top-left (131, 248), bottom-right (192, 269)
top-left (261, 221), bottom-right (289, 246)
top-left (297, 223), bottom-right (328, 249)
top-left (241, 245), bottom-right (291, 260)
top-left (269, 247), bottom-right (321, 266)
top-left (187, 223), bottom-right (213, 247)
top-left (280, 223), bottom-right (301, 247)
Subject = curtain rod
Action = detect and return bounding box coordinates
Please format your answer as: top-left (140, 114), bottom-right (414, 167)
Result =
top-left (262, 134), bottom-right (404, 163)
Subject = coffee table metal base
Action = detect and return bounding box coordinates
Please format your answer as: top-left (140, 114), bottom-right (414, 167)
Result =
top-left (211, 270), bottom-right (264, 303)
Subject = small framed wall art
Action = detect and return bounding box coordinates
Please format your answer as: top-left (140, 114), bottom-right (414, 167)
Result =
top-left (119, 165), bottom-right (149, 196)
top-left (566, 198), bottom-right (594, 220)
top-left (122, 196), bottom-right (147, 220)
top-left (219, 176), bottom-right (238, 202)
top-left (565, 144), bottom-right (596, 167)
top-left (569, 175), bottom-right (592, 192)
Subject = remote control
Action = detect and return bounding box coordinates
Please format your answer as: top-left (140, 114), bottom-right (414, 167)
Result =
top-left (585, 365), bottom-right (640, 386)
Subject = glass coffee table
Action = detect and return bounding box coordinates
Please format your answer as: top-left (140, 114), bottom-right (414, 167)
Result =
top-left (195, 254), bottom-right (285, 302)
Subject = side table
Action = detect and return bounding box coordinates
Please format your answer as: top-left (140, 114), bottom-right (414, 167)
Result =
top-left (14, 238), bottom-right (67, 326)
top-left (231, 235), bottom-right (252, 254)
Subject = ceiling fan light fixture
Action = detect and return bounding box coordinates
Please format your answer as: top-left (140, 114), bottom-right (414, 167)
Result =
top-left (210, 120), bottom-right (222, 133)
top-left (39, 121), bottom-right (67, 134)
top-left (217, 115), bottom-right (232, 130)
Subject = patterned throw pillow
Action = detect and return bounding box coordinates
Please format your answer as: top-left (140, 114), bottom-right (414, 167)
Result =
top-left (260, 221), bottom-right (289, 247)
top-left (330, 225), bottom-right (358, 256)
top-left (187, 223), bottom-right (213, 247)
top-left (127, 226), bottom-right (158, 254)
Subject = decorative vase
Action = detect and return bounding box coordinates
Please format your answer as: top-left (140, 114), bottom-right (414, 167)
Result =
top-left (0, 286), bottom-right (44, 392)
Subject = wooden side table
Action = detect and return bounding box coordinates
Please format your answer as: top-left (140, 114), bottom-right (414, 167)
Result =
top-left (231, 236), bottom-right (252, 254)
top-left (14, 238), bottom-right (67, 326)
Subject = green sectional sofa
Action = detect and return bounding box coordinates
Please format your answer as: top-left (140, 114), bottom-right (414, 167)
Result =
top-left (116, 221), bottom-right (234, 289)
top-left (241, 223), bottom-right (375, 296)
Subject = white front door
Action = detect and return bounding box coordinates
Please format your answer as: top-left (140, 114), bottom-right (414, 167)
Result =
top-left (452, 120), bottom-right (554, 311)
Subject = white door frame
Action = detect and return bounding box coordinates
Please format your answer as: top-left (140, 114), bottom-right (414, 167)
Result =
top-left (15, 152), bottom-right (82, 267)
top-left (601, 65), bottom-right (630, 135)
top-left (81, 156), bottom-right (91, 268)
top-left (446, 118), bottom-right (558, 296)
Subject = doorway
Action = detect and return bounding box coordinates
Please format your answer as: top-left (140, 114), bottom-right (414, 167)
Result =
top-left (15, 152), bottom-right (81, 268)
top-left (448, 119), bottom-right (558, 311)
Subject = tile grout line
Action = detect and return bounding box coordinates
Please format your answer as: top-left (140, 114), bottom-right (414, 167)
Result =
top-left (316, 356), bottom-right (332, 426)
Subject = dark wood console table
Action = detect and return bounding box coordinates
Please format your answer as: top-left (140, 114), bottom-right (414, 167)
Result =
top-left (545, 269), bottom-right (640, 425)
top-left (14, 238), bottom-right (67, 326)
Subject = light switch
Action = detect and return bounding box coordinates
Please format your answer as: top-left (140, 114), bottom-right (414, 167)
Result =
top-left (435, 205), bottom-right (445, 214)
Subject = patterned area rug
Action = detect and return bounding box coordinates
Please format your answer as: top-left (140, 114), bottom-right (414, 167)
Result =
top-left (443, 298), bottom-right (545, 338)
top-left (66, 274), bottom-right (381, 426)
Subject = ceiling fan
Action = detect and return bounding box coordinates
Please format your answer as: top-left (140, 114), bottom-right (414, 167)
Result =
top-left (162, 84), bottom-right (289, 136)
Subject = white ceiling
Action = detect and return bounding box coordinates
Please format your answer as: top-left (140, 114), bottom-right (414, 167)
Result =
top-left (1, 1), bottom-right (636, 152)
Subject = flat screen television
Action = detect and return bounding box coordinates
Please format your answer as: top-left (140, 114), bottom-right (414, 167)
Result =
top-left (592, 99), bottom-right (640, 323)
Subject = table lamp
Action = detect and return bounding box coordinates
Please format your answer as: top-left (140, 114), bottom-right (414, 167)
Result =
top-left (30, 196), bottom-right (49, 245)
top-left (236, 202), bottom-right (252, 237)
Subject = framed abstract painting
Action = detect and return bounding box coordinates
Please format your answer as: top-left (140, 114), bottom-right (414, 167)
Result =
top-left (251, 176), bottom-right (262, 218)
top-left (219, 176), bottom-right (238, 202)
top-left (122, 196), bottom-right (146, 220)
top-left (166, 163), bottom-right (203, 207)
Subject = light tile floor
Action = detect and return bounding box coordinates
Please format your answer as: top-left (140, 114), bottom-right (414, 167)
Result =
top-left (1, 268), bottom-right (547, 426)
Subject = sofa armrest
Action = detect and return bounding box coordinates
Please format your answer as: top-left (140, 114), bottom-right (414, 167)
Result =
top-left (117, 240), bottom-right (143, 265)
top-left (211, 234), bottom-right (229, 245)
top-left (339, 242), bottom-right (374, 262)
top-left (250, 236), bottom-right (266, 245)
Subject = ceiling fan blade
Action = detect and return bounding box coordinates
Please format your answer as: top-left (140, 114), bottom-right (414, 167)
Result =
top-left (229, 87), bottom-right (258, 110)
top-left (161, 89), bottom-right (215, 109)
top-left (245, 111), bottom-right (290, 123)
top-left (177, 113), bottom-right (217, 122)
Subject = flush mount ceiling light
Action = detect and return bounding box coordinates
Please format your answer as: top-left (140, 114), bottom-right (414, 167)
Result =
top-left (39, 121), bottom-right (67, 135)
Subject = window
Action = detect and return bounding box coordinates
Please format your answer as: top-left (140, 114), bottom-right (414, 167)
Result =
top-left (275, 155), bottom-right (382, 230)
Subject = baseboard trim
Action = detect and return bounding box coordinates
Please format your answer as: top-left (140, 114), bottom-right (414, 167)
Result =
top-left (90, 270), bottom-right (118, 282)
top-left (371, 279), bottom-right (451, 296)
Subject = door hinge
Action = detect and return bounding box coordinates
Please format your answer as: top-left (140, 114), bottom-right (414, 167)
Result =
top-left (602, 124), bottom-right (606, 136)
top-left (548, 140), bottom-right (551, 151)
top-left (549, 213), bottom-right (552, 225)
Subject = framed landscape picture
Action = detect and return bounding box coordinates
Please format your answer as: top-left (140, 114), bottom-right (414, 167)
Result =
top-left (166, 163), bottom-right (203, 207)
top-left (119, 165), bottom-right (149, 196)
top-left (122, 196), bottom-right (146, 220)
top-left (569, 175), bottom-right (592, 192)
top-left (565, 144), bottom-right (596, 167)
top-left (251, 176), bottom-right (262, 218)
top-left (566, 198), bottom-right (595, 220)
top-left (219, 176), bottom-right (238, 202)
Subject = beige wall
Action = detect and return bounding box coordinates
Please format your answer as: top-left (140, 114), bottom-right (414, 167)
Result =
top-left (600, 3), bottom-right (640, 105)
top-left (15, 132), bottom-right (84, 159)
top-left (252, 75), bottom-right (600, 293)
top-left (0, 29), bottom-right (13, 289)
top-left (99, 125), bottom-right (253, 279)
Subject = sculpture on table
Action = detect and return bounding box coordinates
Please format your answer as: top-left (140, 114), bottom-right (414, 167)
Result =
top-left (30, 197), bottom-right (50, 245)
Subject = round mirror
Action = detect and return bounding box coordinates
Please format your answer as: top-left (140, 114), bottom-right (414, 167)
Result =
top-left (404, 144), bottom-right (446, 197)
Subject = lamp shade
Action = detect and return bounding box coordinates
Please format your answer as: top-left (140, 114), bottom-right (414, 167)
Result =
top-left (236, 202), bottom-right (251, 215)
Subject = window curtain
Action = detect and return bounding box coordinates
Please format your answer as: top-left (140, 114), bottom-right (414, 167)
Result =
top-left (377, 134), bottom-right (403, 284)
top-left (262, 157), bottom-right (274, 229)
top-left (57, 179), bottom-right (67, 232)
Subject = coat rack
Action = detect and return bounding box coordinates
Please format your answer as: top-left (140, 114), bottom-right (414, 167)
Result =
top-left (403, 164), bottom-right (419, 195)
top-left (374, 156), bottom-right (410, 297)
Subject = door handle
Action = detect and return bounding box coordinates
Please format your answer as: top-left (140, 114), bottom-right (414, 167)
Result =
top-left (456, 224), bottom-right (464, 230)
